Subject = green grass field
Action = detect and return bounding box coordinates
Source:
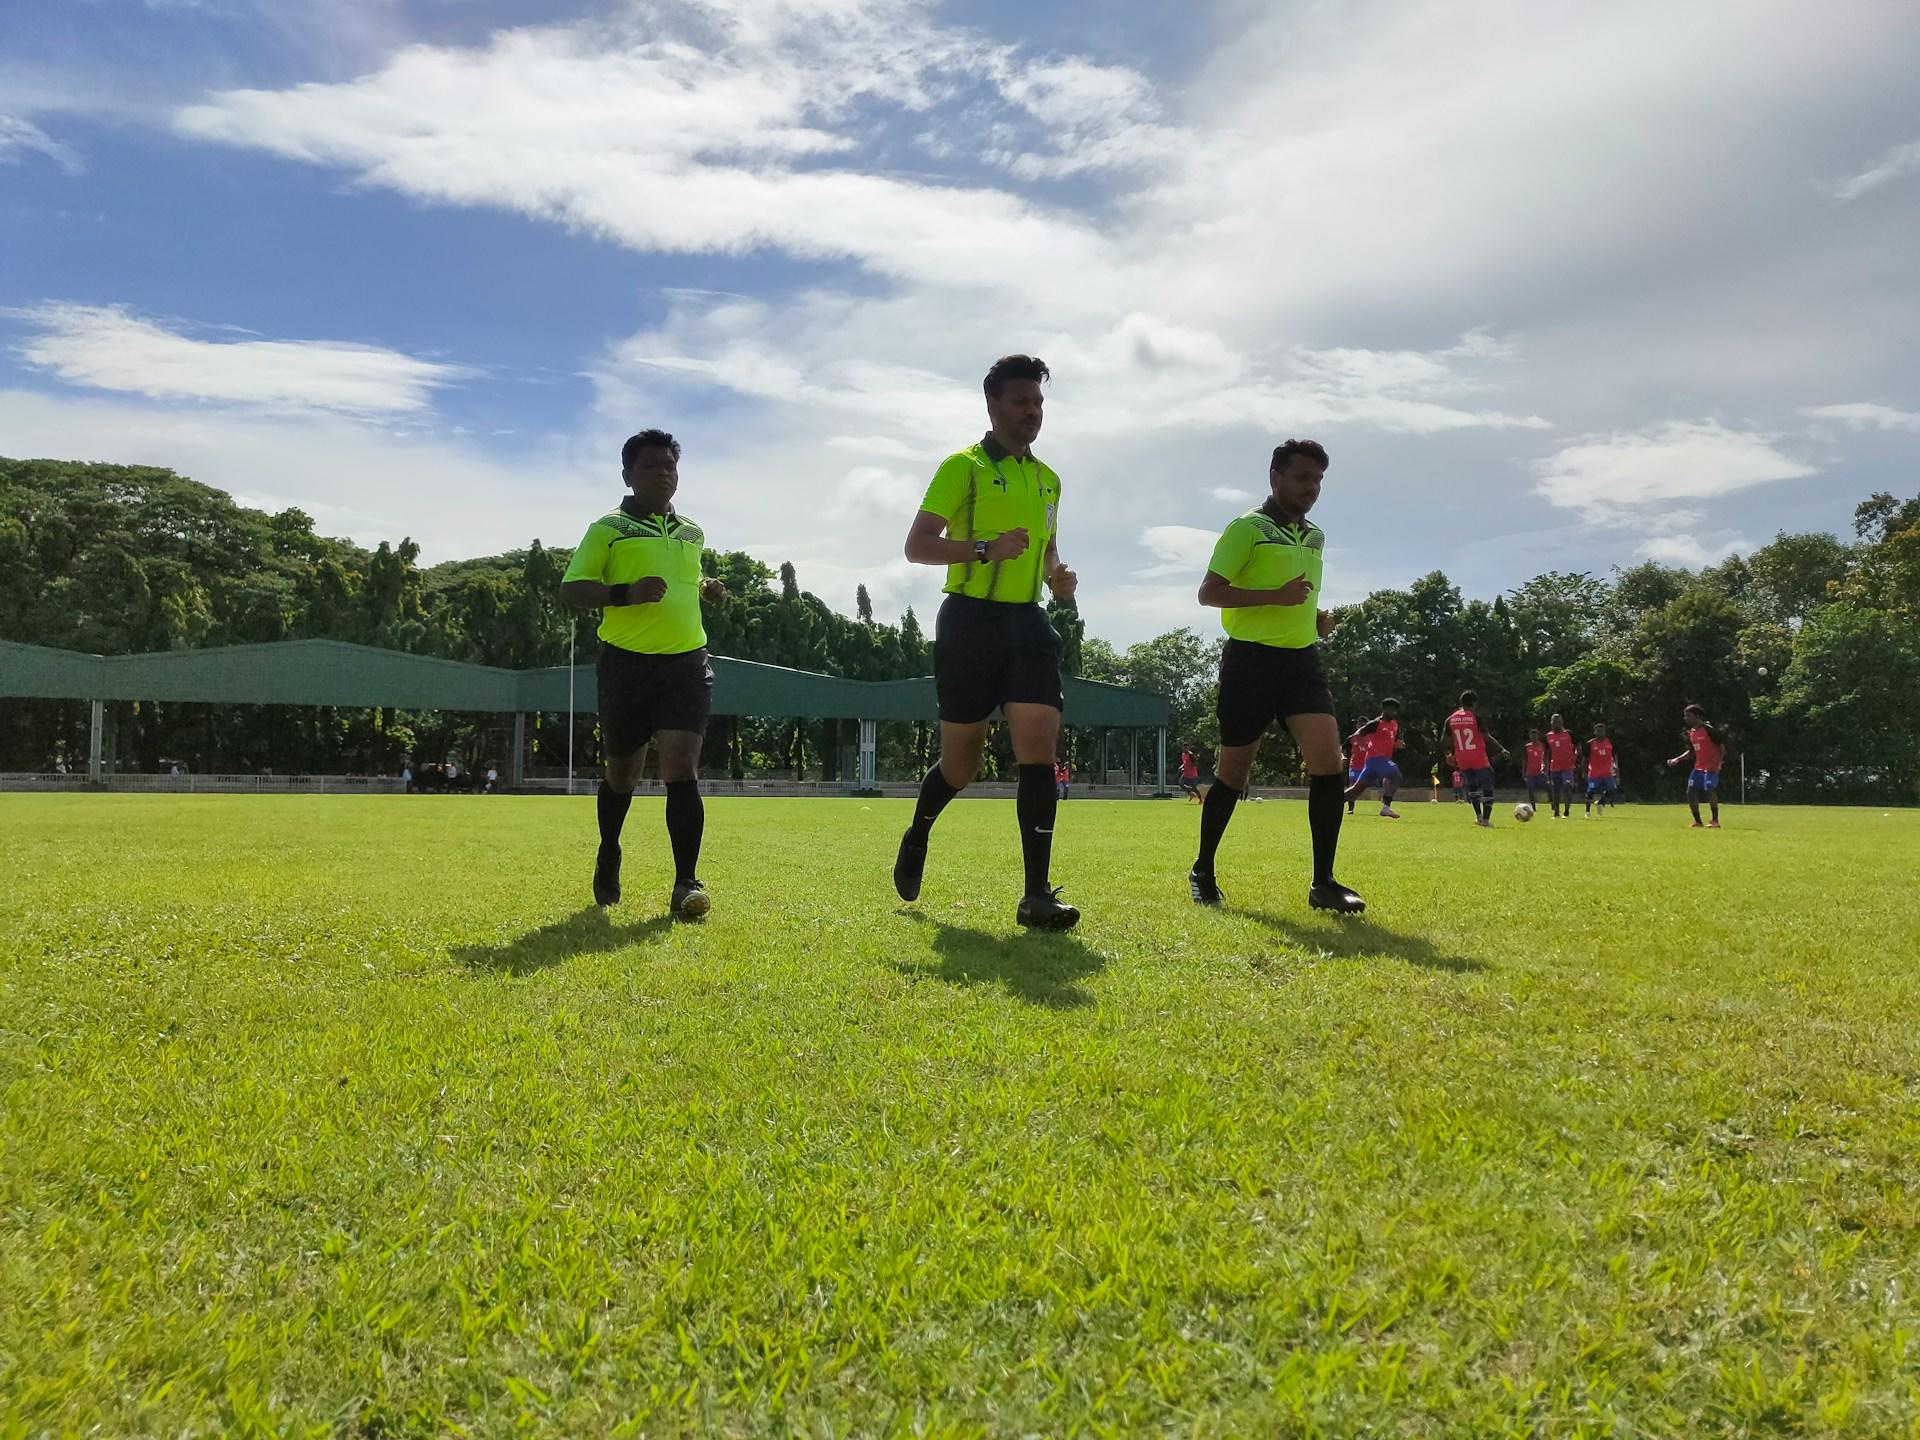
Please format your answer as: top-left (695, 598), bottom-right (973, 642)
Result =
top-left (3, 794), bottom-right (1918, 1437)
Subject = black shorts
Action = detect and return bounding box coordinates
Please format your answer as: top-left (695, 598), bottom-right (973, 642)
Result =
top-left (933, 594), bottom-right (1063, 724)
top-left (1216, 638), bottom-right (1335, 747)
top-left (596, 643), bottom-right (713, 757)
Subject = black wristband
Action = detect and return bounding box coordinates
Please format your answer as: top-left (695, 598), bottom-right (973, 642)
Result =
top-left (606, 582), bottom-right (631, 606)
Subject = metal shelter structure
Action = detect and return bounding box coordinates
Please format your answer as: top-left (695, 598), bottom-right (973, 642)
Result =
top-left (0, 639), bottom-right (1172, 791)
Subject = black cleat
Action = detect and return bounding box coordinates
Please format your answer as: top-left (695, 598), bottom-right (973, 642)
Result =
top-left (1308, 880), bottom-right (1366, 915)
top-left (1189, 868), bottom-right (1225, 906)
top-left (593, 843), bottom-right (622, 906)
top-left (671, 878), bottom-right (710, 921)
top-left (893, 828), bottom-right (928, 902)
top-left (1016, 886), bottom-right (1080, 931)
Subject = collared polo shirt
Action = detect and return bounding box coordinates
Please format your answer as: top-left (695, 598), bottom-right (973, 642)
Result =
top-left (562, 497), bottom-right (708, 654)
top-left (1206, 506), bottom-right (1325, 649)
top-left (918, 433), bottom-right (1060, 605)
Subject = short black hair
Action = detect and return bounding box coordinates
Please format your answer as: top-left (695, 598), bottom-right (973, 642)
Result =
top-left (1684, 703), bottom-right (1705, 718)
top-left (1382, 697), bottom-right (1400, 709)
top-left (621, 429), bottom-right (681, 470)
top-left (983, 354), bottom-right (1050, 400)
top-left (1460, 689), bottom-right (1477, 707)
top-left (1271, 438), bottom-right (1330, 472)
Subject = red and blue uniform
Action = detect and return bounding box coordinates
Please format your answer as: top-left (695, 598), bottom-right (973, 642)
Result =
top-left (1523, 740), bottom-right (1548, 800)
top-left (1687, 726), bottom-right (1723, 792)
top-left (1447, 708), bottom-right (1495, 798)
top-left (1586, 739), bottom-right (1617, 795)
top-left (1349, 718), bottom-right (1402, 785)
top-left (1546, 729), bottom-right (1578, 786)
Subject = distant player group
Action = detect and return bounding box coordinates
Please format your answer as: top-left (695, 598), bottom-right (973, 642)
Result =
top-left (561, 355), bottom-right (1731, 930)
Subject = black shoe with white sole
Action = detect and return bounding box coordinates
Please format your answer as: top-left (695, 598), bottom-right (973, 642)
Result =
top-left (1189, 869), bottom-right (1225, 906)
top-left (671, 878), bottom-right (710, 921)
top-left (592, 844), bottom-right (622, 907)
top-left (893, 829), bottom-right (928, 902)
top-left (1016, 886), bottom-right (1080, 931)
top-left (1307, 880), bottom-right (1366, 915)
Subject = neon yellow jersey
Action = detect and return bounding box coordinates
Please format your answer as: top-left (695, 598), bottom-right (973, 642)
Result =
top-left (1206, 508), bottom-right (1325, 649)
top-left (918, 435), bottom-right (1060, 604)
top-left (562, 501), bottom-right (708, 654)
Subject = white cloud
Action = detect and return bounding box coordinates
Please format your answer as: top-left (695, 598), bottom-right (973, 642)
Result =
top-left (1533, 421), bottom-right (1815, 523)
top-left (1641, 533), bottom-right (1749, 568)
top-left (1210, 486), bottom-right (1256, 503)
top-left (1802, 401), bottom-right (1920, 432)
top-left (1136, 525), bottom-right (1220, 579)
top-left (1829, 137), bottom-right (1920, 202)
top-left (0, 388), bottom-right (596, 564)
top-left (0, 114), bottom-right (80, 172)
top-left (11, 303), bottom-right (469, 417)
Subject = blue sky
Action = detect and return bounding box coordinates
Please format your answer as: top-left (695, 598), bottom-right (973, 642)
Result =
top-left (3, 0), bottom-right (1918, 643)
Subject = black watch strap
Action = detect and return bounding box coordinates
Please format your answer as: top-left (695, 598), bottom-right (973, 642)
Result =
top-left (606, 582), bottom-right (631, 606)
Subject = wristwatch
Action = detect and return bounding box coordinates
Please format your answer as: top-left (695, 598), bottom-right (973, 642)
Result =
top-left (974, 540), bottom-right (990, 563)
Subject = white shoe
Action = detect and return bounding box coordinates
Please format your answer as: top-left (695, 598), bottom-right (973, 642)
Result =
top-left (1379, 805), bottom-right (1400, 819)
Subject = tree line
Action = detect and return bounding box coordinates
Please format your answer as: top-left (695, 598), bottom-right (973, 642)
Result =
top-left (3, 458), bottom-right (1916, 798)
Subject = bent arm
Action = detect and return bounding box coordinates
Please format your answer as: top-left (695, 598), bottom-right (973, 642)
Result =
top-left (905, 510), bottom-right (975, 567)
top-left (1198, 570), bottom-right (1280, 609)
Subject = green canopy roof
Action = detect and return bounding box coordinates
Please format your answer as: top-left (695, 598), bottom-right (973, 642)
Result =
top-left (0, 639), bottom-right (1168, 727)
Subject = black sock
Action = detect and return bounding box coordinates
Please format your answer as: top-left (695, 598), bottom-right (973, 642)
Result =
top-left (597, 780), bottom-right (633, 848)
top-left (1689, 797), bottom-right (1702, 823)
top-left (1015, 764), bottom-right (1057, 895)
top-left (665, 780), bottom-right (703, 883)
top-left (1195, 778), bottom-right (1241, 874)
top-left (909, 765), bottom-right (959, 839)
top-left (1309, 773), bottom-right (1345, 885)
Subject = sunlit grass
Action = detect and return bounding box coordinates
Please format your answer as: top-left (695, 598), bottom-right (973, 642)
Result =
top-left (3, 794), bottom-right (1917, 1436)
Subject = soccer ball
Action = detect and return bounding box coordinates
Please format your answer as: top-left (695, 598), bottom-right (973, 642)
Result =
top-left (1513, 802), bottom-right (1535, 823)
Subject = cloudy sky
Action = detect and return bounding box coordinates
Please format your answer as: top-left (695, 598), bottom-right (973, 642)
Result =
top-left (4, 0), bottom-right (1917, 642)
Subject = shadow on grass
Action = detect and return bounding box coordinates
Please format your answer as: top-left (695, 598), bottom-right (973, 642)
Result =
top-left (454, 906), bottom-right (674, 977)
top-left (893, 912), bottom-right (1108, 1010)
top-left (1239, 909), bottom-right (1488, 974)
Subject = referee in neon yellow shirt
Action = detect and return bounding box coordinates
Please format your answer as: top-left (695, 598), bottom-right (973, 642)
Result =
top-left (1189, 439), bottom-right (1364, 914)
top-left (560, 429), bottom-right (728, 919)
top-left (894, 355), bottom-right (1081, 930)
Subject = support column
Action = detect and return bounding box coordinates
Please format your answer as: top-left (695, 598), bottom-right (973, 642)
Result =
top-left (511, 713), bottom-right (526, 789)
top-left (88, 699), bottom-right (104, 785)
top-left (1129, 728), bottom-right (1138, 795)
top-left (1157, 726), bottom-right (1168, 796)
top-left (858, 718), bottom-right (877, 793)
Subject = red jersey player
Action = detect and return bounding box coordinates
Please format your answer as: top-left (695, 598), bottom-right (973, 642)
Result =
top-left (1522, 726), bottom-right (1550, 809)
top-left (1344, 697), bottom-right (1405, 819)
top-left (1444, 690), bottom-right (1509, 828)
top-left (1544, 713), bottom-right (1580, 818)
top-left (1667, 705), bottom-right (1727, 828)
top-left (1584, 723), bottom-right (1617, 817)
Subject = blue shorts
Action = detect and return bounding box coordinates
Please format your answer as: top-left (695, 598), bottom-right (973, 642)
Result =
top-left (1551, 768), bottom-right (1576, 787)
top-left (1354, 757), bottom-right (1400, 784)
top-left (1587, 776), bottom-right (1617, 795)
top-left (1524, 774), bottom-right (1549, 795)
top-left (1463, 766), bottom-right (1496, 798)
top-left (1179, 775), bottom-right (1199, 792)
top-left (1689, 768), bottom-right (1720, 792)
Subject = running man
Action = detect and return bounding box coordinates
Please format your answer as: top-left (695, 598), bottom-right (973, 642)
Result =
top-left (1522, 725), bottom-right (1550, 810)
top-left (893, 355), bottom-right (1081, 930)
top-left (1545, 712), bottom-right (1580, 818)
top-left (1444, 690), bottom-right (1509, 828)
top-left (1179, 747), bottom-right (1202, 802)
top-left (1054, 756), bottom-right (1071, 801)
top-left (560, 429), bottom-right (728, 918)
top-left (1343, 698), bottom-right (1404, 819)
top-left (1188, 439), bottom-right (1364, 913)
top-left (1667, 705), bottom-right (1727, 828)
top-left (1584, 723), bottom-right (1618, 817)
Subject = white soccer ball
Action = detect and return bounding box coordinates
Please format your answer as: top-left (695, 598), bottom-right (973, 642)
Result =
top-left (1513, 802), bottom-right (1535, 823)
top-left (1757, 665), bottom-right (1769, 677)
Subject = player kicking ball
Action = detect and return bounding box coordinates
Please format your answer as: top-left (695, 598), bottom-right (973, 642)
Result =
top-left (1188, 439), bottom-right (1364, 914)
top-left (1444, 690), bottom-right (1509, 828)
top-left (1344, 698), bottom-right (1405, 819)
top-left (1667, 705), bottom-right (1727, 828)
top-left (1544, 713), bottom-right (1579, 819)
